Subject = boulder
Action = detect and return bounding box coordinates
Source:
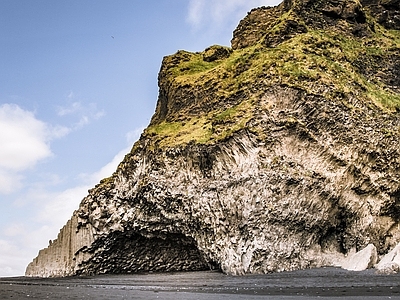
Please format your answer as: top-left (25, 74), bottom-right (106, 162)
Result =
top-left (341, 244), bottom-right (378, 271)
top-left (376, 243), bottom-right (400, 274)
top-left (202, 45), bottom-right (232, 62)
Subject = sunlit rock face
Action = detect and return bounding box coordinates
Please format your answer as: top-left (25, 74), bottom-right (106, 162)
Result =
top-left (26, 0), bottom-right (400, 277)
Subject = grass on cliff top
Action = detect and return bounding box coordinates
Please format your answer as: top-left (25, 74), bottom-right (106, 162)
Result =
top-left (172, 52), bottom-right (222, 76)
top-left (147, 21), bottom-right (400, 148)
top-left (289, 28), bottom-right (400, 111)
top-left (168, 25), bottom-right (399, 112)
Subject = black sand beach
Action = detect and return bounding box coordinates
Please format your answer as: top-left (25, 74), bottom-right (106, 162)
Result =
top-left (1, 268), bottom-right (399, 299)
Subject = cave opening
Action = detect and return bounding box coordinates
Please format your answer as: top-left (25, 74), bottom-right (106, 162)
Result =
top-left (77, 231), bottom-right (219, 275)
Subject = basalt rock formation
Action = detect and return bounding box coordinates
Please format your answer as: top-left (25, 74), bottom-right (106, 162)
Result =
top-left (26, 0), bottom-right (400, 277)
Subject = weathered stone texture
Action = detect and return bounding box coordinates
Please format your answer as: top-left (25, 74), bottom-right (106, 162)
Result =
top-left (26, 0), bottom-right (400, 277)
top-left (27, 85), bottom-right (400, 276)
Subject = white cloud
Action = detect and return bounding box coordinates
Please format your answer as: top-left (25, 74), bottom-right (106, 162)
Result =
top-left (0, 177), bottom-right (94, 277)
top-left (126, 127), bottom-right (144, 145)
top-left (36, 186), bottom-right (89, 225)
top-left (39, 127), bottom-right (144, 229)
top-left (186, 0), bottom-right (280, 33)
top-left (92, 150), bottom-right (126, 182)
top-left (0, 104), bottom-right (52, 172)
top-left (24, 146), bottom-right (129, 267)
top-left (78, 145), bottom-right (130, 185)
top-left (49, 124), bottom-right (71, 139)
top-left (0, 171), bottom-right (22, 194)
top-left (0, 225), bottom-right (61, 277)
top-left (0, 104), bottom-right (74, 195)
top-left (2, 223), bottom-right (26, 237)
top-left (80, 127), bottom-right (144, 184)
top-left (0, 104), bottom-right (55, 194)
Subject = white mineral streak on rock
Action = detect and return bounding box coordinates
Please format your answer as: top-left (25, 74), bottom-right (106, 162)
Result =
top-left (341, 244), bottom-right (378, 271)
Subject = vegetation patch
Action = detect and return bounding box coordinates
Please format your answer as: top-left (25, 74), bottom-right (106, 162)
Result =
top-left (146, 99), bottom-right (254, 148)
top-left (170, 52), bottom-right (222, 77)
top-left (210, 99), bottom-right (254, 141)
top-left (150, 11), bottom-right (399, 148)
top-left (146, 117), bottom-right (211, 147)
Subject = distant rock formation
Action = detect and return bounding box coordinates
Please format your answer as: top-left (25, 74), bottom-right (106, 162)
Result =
top-left (26, 0), bottom-right (400, 277)
top-left (26, 216), bottom-right (94, 277)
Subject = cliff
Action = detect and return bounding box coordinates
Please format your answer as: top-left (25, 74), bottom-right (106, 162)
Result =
top-left (26, 0), bottom-right (400, 277)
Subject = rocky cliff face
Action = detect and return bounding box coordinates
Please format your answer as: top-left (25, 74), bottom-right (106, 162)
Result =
top-left (26, 0), bottom-right (400, 277)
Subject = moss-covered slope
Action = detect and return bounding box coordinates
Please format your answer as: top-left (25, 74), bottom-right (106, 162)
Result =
top-left (147, 0), bottom-right (399, 149)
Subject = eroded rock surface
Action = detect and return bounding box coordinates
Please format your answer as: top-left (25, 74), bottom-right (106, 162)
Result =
top-left (26, 0), bottom-right (400, 277)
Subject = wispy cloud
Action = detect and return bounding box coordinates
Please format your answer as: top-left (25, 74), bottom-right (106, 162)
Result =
top-left (2, 223), bottom-right (26, 237)
top-left (126, 127), bottom-right (144, 145)
top-left (57, 98), bottom-right (105, 131)
top-left (0, 239), bottom-right (30, 277)
top-left (49, 124), bottom-right (71, 139)
top-left (78, 127), bottom-right (144, 185)
top-left (0, 171), bottom-right (23, 195)
top-left (57, 101), bottom-right (82, 116)
top-left (187, 0), bottom-right (206, 29)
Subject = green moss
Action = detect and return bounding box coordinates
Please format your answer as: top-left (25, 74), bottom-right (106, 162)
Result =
top-left (368, 88), bottom-right (400, 111)
top-left (145, 99), bottom-right (254, 148)
top-left (256, 28), bottom-right (400, 111)
top-left (147, 121), bottom-right (183, 136)
top-left (215, 106), bottom-right (239, 121)
top-left (165, 15), bottom-right (399, 110)
top-left (170, 52), bottom-right (222, 77)
top-left (210, 100), bottom-right (253, 141)
top-left (96, 175), bottom-right (115, 190)
top-left (146, 117), bottom-right (212, 147)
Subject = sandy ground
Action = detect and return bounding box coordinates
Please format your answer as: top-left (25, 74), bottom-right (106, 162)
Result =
top-left (1, 267), bottom-right (400, 299)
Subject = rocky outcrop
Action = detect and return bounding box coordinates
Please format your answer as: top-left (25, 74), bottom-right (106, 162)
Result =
top-left (363, 0), bottom-right (400, 30)
top-left (26, 0), bottom-right (400, 277)
top-left (232, 0), bottom-right (400, 50)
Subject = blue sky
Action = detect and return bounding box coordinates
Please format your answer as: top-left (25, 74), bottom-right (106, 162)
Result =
top-left (0, 0), bottom-right (280, 277)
